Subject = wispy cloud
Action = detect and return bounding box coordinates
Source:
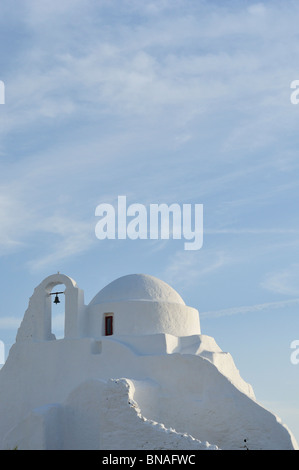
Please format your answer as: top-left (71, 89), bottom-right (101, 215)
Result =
top-left (261, 264), bottom-right (299, 297)
top-left (200, 298), bottom-right (299, 319)
top-left (0, 191), bottom-right (31, 254)
top-left (2, 0), bottom-right (299, 142)
top-left (205, 228), bottom-right (299, 235)
top-left (1, 0), bottom-right (299, 273)
top-left (0, 316), bottom-right (22, 330)
top-left (0, 184), bottom-right (96, 270)
top-left (163, 249), bottom-right (231, 289)
top-left (27, 216), bottom-right (96, 272)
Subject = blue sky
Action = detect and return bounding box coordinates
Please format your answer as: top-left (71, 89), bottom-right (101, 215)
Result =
top-left (1, 0), bottom-right (299, 444)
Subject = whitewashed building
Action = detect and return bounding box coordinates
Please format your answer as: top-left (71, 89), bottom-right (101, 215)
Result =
top-left (0, 273), bottom-right (297, 450)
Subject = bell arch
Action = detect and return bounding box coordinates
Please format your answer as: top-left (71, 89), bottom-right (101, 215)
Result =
top-left (16, 273), bottom-right (85, 342)
top-left (49, 285), bottom-right (66, 339)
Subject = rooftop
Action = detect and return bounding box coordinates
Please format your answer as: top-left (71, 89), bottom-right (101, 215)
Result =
top-left (89, 273), bottom-right (186, 306)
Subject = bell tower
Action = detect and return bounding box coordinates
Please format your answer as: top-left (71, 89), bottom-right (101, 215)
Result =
top-left (16, 273), bottom-right (86, 342)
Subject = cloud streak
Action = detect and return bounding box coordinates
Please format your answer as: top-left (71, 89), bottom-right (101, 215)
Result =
top-left (261, 265), bottom-right (299, 297)
top-left (1, 0), bottom-right (299, 273)
top-left (162, 248), bottom-right (231, 290)
top-left (200, 298), bottom-right (299, 319)
top-left (0, 317), bottom-right (22, 330)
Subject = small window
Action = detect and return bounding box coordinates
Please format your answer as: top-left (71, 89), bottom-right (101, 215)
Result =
top-left (105, 315), bottom-right (113, 336)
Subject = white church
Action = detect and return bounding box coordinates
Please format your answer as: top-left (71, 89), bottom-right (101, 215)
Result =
top-left (0, 272), bottom-right (297, 450)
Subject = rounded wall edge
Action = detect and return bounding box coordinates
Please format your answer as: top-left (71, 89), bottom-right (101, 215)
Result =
top-left (86, 300), bottom-right (201, 337)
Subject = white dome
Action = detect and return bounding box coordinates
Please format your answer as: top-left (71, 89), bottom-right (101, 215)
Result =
top-left (89, 274), bottom-right (185, 306)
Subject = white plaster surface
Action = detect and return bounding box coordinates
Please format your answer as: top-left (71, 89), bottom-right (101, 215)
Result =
top-left (0, 273), bottom-right (297, 450)
top-left (89, 273), bottom-right (186, 305)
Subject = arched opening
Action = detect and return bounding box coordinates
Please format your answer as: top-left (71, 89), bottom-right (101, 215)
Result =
top-left (49, 285), bottom-right (65, 340)
top-left (23, 273), bottom-right (85, 343)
